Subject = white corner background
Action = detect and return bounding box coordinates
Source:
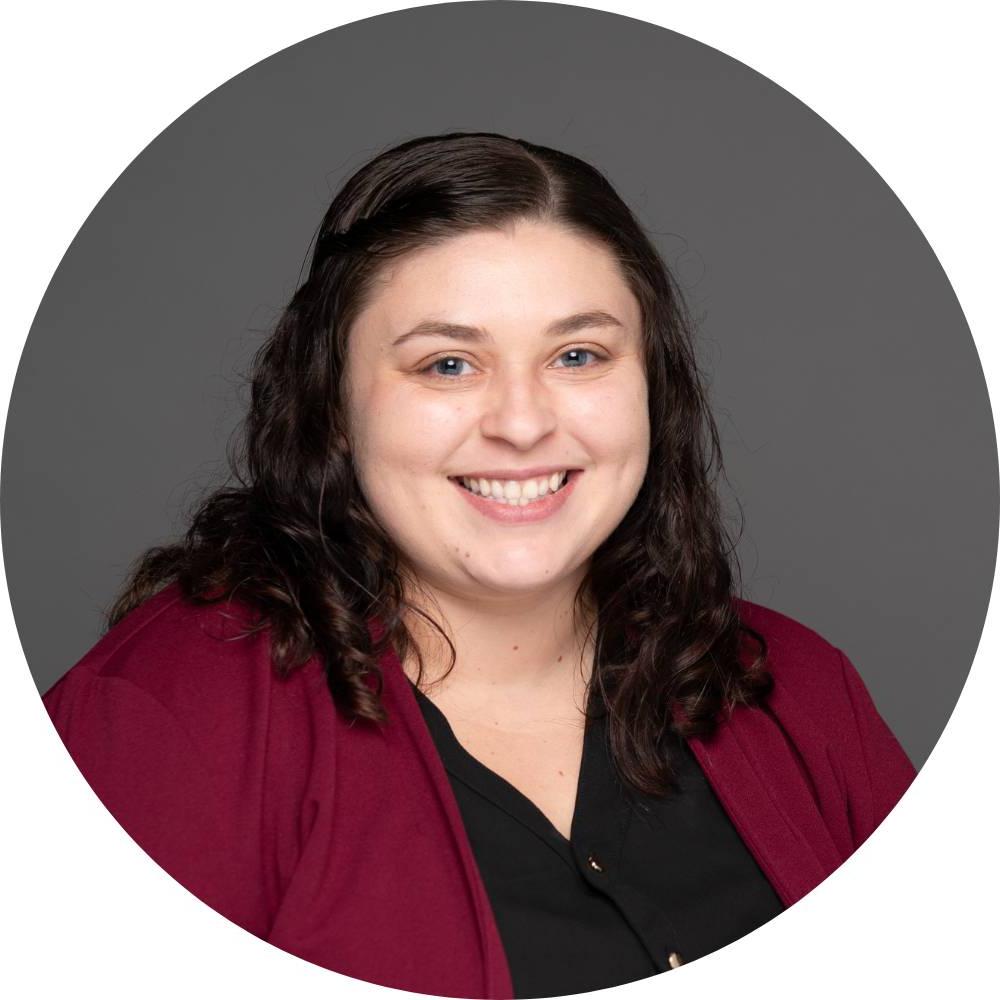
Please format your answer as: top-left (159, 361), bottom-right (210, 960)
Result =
top-left (1, 2), bottom-right (996, 998)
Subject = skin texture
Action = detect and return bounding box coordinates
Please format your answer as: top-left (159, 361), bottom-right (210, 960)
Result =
top-left (343, 220), bottom-right (650, 725)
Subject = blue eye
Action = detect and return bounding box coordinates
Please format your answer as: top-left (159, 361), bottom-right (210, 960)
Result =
top-left (423, 356), bottom-right (474, 378)
top-left (553, 348), bottom-right (597, 369)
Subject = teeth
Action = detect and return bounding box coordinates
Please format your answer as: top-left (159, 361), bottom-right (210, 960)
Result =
top-left (457, 471), bottom-right (571, 504)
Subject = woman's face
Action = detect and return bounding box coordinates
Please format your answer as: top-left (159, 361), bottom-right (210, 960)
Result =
top-left (343, 219), bottom-right (650, 602)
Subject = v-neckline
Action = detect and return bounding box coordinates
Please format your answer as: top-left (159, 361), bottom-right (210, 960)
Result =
top-left (410, 680), bottom-right (593, 855)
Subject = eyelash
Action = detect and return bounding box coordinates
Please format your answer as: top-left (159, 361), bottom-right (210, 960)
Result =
top-left (418, 348), bottom-right (608, 380)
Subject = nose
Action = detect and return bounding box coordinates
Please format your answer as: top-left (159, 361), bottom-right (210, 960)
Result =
top-left (477, 364), bottom-right (558, 449)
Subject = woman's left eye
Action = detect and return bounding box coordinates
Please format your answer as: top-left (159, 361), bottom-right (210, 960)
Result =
top-left (552, 348), bottom-right (602, 369)
top-left (419, 348), bottom-right (604, 379)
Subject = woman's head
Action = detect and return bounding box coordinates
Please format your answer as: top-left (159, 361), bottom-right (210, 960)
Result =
top-left (109, 132), bottom-right (771, 794)
top-left (248, 134), bottom-right (701, 603)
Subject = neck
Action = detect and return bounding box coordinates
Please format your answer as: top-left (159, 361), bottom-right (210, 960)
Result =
top-left (397, 567), bottom-right (597, 704)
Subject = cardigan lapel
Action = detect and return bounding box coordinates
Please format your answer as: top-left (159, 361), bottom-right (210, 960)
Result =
top-left (687, 702), bottom-right (844, 908)
top-left (376, 636), bottom-right (516, 1000)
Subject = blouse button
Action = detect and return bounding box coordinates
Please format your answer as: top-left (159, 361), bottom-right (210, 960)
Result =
top-left (667, 952), bottom-right (684, 969)
top-left (586, 853), bottom-right (605, 873)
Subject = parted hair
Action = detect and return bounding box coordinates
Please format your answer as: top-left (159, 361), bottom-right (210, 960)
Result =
top-left (107, 131), bottom-right (772, 795)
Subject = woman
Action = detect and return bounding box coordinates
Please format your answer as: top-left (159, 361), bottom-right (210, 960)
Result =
top-left (43, 132), bottom-right (916, 999)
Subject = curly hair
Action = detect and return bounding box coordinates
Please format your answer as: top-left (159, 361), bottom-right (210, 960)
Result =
top-left (107, 131), bottom-right (772, 795)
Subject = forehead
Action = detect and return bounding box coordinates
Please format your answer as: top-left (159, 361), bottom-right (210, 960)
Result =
top-left (357, 221), bottom-right (640, 335)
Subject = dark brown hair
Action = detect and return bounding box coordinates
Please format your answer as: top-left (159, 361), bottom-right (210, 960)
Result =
top-left (108, 131), bottom-right (771, 795)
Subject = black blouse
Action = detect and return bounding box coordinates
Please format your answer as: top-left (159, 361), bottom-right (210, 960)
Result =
top-left (412, 683), bottom-right (785, 998)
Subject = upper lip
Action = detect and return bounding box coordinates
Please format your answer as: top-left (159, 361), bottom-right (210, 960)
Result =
top-left (451, 466), bottom-right (580, 480)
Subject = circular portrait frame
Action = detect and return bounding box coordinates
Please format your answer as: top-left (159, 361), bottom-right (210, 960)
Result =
top-left (2, 3), bottom-right (997, 999)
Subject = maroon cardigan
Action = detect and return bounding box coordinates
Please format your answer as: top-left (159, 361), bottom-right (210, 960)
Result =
top-left (42, 584), bottom-right (916, 997)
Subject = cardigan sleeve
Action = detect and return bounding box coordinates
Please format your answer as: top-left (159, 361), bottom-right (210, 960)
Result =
top-left (43, 669), bottom-right (272, 938)
top-left (834, 648), bottom-right (917, 846)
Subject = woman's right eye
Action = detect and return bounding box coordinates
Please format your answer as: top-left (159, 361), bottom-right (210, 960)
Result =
top-left (419, 356), bottom-right (474, 379)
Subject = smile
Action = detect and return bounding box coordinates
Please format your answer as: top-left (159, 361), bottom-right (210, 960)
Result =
top-left (452, 470), bottom-right (571, 505)
top-left (448, 470), bottom-right (582, 524)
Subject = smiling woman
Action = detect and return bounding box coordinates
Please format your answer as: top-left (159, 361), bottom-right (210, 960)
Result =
top-left (41, 132), bottom-right (915, 999)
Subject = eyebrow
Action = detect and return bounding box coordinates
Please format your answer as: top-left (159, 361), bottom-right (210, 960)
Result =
top-left (390, 309), bottom-right (624, 348)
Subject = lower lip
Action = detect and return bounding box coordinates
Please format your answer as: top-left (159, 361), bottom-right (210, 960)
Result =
top-left (450, 471), bottom-right (582, 524)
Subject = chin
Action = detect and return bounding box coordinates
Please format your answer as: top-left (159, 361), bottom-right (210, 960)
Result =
top-left (474, 560), bottom-right (583, 594)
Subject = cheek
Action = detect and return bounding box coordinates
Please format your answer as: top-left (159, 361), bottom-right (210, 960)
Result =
top-left (408, 392), bottom-right (473, 432)
top-left (571, 379), bottom-right (649, 454)
top-left (355, 384), bottom-right (470, 471)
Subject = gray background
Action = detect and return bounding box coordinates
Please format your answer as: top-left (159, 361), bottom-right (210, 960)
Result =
top-left (2, 1), bottom-right (995, 769)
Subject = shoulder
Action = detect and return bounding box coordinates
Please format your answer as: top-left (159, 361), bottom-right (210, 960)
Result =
top-left (41, 584), bottom-right (337, 934)
top-left (730, 596), bottom-right (884, 766)
top-left (733, 595), bottom-right (851, 716)
top-left (734, 595), bottom-right (842, 668)
top-left (43, 582), bottom-right (330, 756)
top-left (731, 595), bottom-right (916, 834)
